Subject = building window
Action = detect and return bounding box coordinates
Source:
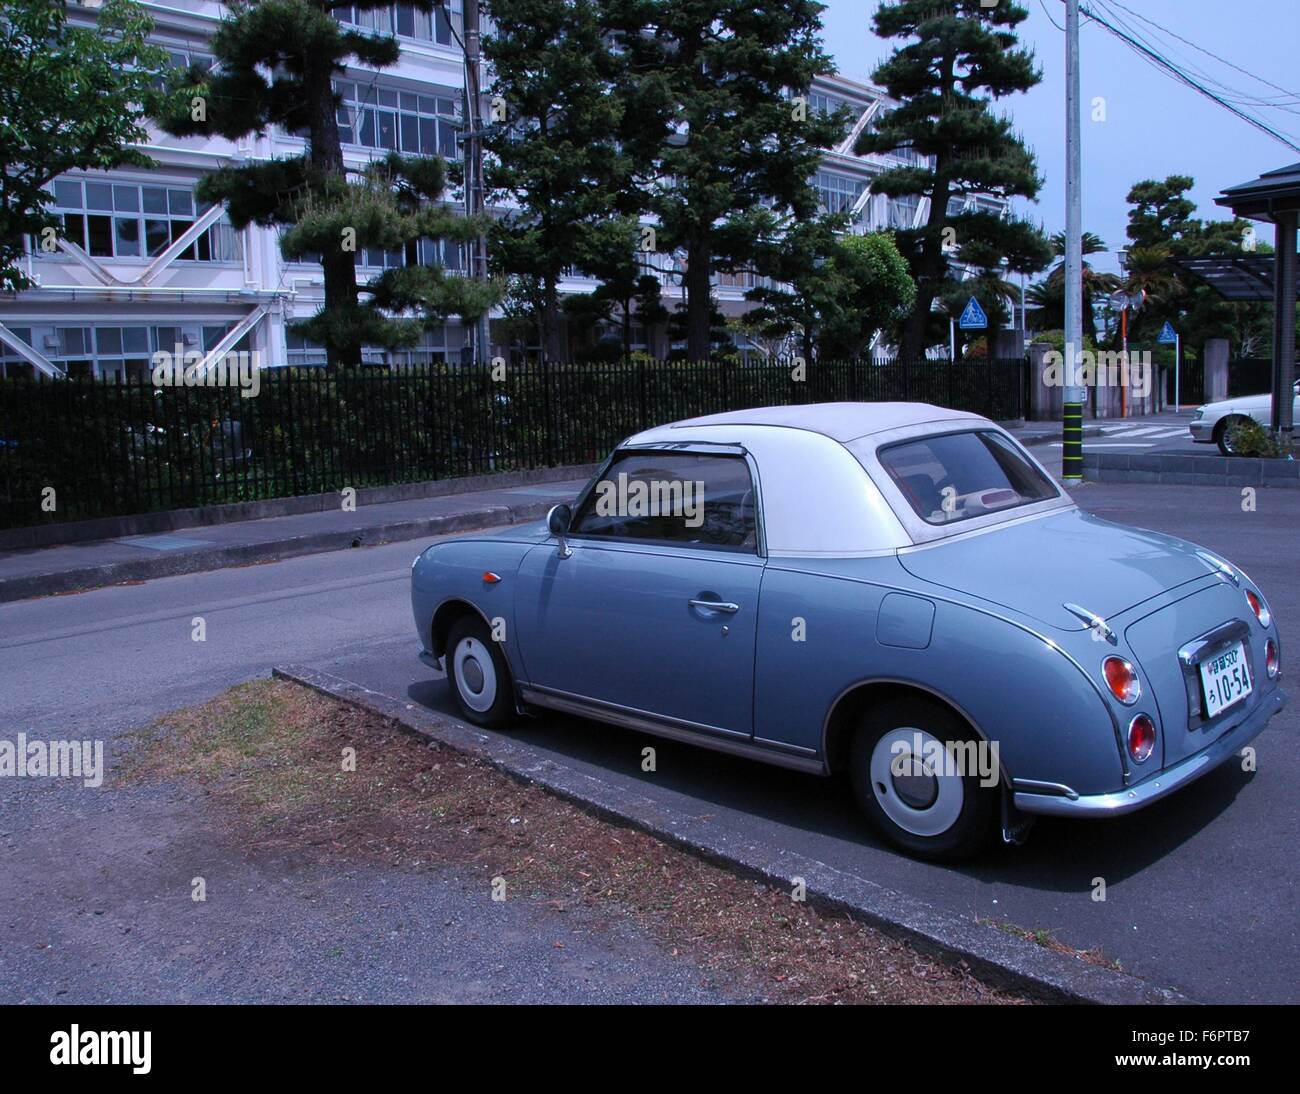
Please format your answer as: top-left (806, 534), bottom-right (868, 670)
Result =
top-left (49, 179), bottom-right (242, 263)
top-left (888, 194), bottom-right (921, 229)
top-left (813, 171), bottom-right (865, 215)
top-left (287, 327), bottom-right (462, 367)
top-left (154, 46), bottom-right (214, 88)
top-left (357, 237), bottom-right (466, 271)
top-left (337, 3), bottom-right (464, 47)
top-left (335, 80), bottom-right (460, 159)
top-left (0, 327), bottom-right (34, 379)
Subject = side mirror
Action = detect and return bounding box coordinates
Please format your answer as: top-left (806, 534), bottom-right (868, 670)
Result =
top-left (547, 503), bottom-right (573, 559)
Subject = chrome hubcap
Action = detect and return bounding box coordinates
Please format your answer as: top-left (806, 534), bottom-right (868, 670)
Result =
top-left (452, 636), bottom-right (497, 713)
top-left (869, 727), bottom-right (964, 837)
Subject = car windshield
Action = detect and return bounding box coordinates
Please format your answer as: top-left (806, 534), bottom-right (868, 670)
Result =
top-left (874, 430), bottom-right (1059, 526)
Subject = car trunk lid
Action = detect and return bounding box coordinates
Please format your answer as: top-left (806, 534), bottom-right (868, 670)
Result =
top-left (897, 509), bottom-right (1220, 631)
top-left (1124, 582), bottom-right (1263, 765)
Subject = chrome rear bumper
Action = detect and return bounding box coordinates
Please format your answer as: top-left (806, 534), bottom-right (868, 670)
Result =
top-left (1014, 686), bottom-right (1287, 817)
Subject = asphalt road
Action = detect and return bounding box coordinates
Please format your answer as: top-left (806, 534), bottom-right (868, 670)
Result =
top-left (2, 478), bottom-right (1295, 1003)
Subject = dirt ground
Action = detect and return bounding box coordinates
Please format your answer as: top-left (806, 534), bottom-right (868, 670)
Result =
top-left (99, 678), bottom-right (1025, 1005)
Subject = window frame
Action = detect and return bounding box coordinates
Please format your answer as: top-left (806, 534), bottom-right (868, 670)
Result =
top-left (567, 442), bottom-right (766, 557)
top-left (46, 178), bottom-right (241, 265)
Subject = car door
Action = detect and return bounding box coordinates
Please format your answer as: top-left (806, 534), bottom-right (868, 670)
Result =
top-left (513, 445), bottom-right (764, 737)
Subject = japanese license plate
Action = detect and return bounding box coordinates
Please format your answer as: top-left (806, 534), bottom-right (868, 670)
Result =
top-left (1200, 641), bottom-right (1252, 719)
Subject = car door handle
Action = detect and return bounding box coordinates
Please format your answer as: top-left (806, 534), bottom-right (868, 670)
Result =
top-left (689, 598), bottom-right (740, 614)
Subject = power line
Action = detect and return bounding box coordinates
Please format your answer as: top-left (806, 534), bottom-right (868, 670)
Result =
top-left (1055, 0), bottom-right (1300, 154)
top-left (1102, 0), bottom-right (1300, 106)
top-left (1091, 0), bottom-right (1300, 118)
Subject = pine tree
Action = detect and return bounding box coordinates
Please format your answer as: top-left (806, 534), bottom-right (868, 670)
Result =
top-left (1122, 175), bottom-right (1267, 352)
top-left (482, 0), bottom-right (631, 362)
top-left (612, 0), bottom-right (843, 362)
top-left (154, 0), bottom-right (486, 367)
top-left (857, 0), bottom-right (1051, 357)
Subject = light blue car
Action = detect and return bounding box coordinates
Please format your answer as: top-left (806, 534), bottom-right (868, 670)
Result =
top-left (412, 403), bottom-right (1286, 859)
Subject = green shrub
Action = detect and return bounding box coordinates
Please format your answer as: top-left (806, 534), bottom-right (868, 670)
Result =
top-left (1227, 417), bottom-right (1294, 458)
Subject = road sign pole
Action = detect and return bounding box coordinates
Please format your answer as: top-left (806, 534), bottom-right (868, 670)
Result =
top-left (1062, 0), bottom-right (1084, 484)
top-left (1175, 332), bottom-right (1181, 410)
top-left (949, 317), bottom-right (956, 363)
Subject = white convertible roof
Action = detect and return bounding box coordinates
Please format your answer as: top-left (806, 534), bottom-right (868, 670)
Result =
top-left (618, 402), bottom-right (1071, 555)
top-left (649, 402), bottom-right (982, 443)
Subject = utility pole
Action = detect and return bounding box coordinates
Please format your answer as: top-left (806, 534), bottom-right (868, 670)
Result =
top-left (462, 0), bottom-right (490, 365)
top-left (1062, 0), bottom-right (1085, 483)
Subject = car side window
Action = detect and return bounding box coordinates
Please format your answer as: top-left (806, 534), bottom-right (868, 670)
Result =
top-left (572, 451), bottom-right (758, 551)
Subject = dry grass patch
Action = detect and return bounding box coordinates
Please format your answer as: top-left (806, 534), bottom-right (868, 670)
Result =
top-left (122, 678), bottom-right (1028, 1005)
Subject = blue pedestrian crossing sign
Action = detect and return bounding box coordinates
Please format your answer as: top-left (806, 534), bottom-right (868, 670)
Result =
top-left (1157, 321), bottom-right (1178, 344)
top-left (958, 296), bottom-right (988, 330)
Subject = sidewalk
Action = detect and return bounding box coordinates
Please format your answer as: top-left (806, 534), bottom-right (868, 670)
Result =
top-left (0, 479), bottom-right (588, 603)
top-left (0, 418), bottom-right (1104, 604)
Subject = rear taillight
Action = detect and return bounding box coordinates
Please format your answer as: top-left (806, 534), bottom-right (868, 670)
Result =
top-left (1103, 656), bottom-right (1141, 705)
top-left (1245, 589), bottom-right (1271, 628)
top-left (1266, 638), bottom-right (1279, 679)
top-left (1128, 714), bottom-right (1156, 763)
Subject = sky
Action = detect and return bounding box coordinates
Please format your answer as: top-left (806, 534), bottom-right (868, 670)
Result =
top-left (819, 0), bottom-right (1300, 275)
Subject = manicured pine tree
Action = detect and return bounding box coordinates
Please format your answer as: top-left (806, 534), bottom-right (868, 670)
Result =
top-left (154, 0), bottom-right (484, 367)
top-left (609, 0), bottom-right (843, 362)
top-left (858, 0), bottom-right (1051, 357)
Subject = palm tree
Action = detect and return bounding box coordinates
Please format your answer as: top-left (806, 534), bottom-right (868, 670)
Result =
top-left (1026, 232), bottom-right (1120, 336)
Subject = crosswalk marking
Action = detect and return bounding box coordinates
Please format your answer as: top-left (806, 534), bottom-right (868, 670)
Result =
top-left (1050, 442), bottom-right (1156, 448)
top-left (1103, 425), bottom-right (1169, 437)
top-left (1096, 425), bottom-right (1189, 440)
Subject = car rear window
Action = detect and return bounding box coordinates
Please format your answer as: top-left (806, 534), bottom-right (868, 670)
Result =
top-left (876, 430), bottom-right (1059, 525)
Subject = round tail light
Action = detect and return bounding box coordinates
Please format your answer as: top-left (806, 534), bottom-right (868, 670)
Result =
top-left (1245, 589), bottom-right (1271, 628)
top-left (1128, 714), bottom-right (1156, 763)
top-left (1103, 656), bottom-right (1141, 705)
top-left (1266, 638), bottom-right (1279, 679)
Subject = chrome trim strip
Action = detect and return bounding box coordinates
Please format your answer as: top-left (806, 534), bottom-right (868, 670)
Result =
top-left (518, 684), bottom-right (827, 776)
top-left (1063, 602), bottom-right (1118, 645)
top-left (1012, 778), bottom-right (1080, 800)
top-left (1015, 687), bottom-right (1287, 817)
top-left (1179, 619), bottom-right (1250, 667)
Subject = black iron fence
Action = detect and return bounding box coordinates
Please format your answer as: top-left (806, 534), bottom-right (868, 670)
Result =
top-left (0, 357), bottom-right (1024, 530)
top-left (1164, 357), bottom-right (1281, 406)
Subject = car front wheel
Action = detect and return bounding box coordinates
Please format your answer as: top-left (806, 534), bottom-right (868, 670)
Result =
top-left (445, 614), bottom-right (515, 728)
top-left (849, 697), bottom-right (998, 861)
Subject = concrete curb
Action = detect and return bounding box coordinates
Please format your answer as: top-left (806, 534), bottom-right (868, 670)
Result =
top-left (272, 663), bottom-right (1191, 1006)
top-left (0, 500), bottom-right (556, 604)
top-left (1084, 452), bottom-right (1300, 488)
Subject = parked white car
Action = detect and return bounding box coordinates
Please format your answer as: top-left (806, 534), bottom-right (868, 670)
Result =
top-left (1190, 380), bottom-right (1300, 455)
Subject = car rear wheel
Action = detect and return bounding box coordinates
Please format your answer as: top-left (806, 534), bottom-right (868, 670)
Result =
top-left (445, 615), bottom-right (515, 729)
top-left (849, 697), bottom-right (997, 861)
top-left (1214, 415), bottom-right (1248, 456)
